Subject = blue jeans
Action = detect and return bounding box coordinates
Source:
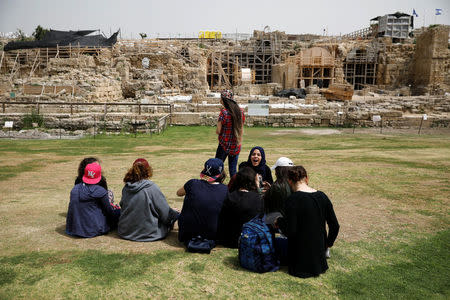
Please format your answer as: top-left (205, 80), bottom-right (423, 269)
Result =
top-left (215, 144), bottom-right (239, 177)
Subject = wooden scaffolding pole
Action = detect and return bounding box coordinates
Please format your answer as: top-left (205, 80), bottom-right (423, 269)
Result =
top-left (210, 51), bottom-right (214, 89)
top-left (0, 51), bottom-right (4, 73)
top-left (9, 52), bottom-right (20, 82)
top-left (215, 56), bottom-right (231, 88)
top-left (29, 49), bottom-right (41, 78)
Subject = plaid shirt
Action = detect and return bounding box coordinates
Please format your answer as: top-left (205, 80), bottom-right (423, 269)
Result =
top-left (218, 108), bottom-right (245, 155)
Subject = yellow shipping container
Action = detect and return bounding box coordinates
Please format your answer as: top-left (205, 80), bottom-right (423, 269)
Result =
top-left (198, 31), bottom-right (222, 39)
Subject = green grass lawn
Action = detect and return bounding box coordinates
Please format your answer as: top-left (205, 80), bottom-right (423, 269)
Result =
top-left (0, 126), bottom-right (449, 299)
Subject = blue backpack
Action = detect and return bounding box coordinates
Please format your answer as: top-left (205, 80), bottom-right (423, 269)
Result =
top-left (238, 214), bottom-right (280, 273)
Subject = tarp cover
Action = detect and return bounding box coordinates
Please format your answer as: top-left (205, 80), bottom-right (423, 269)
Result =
top-left (275, 88), bottom-right (306, 99)
top-left (4, 29), bottom-right (118, 51)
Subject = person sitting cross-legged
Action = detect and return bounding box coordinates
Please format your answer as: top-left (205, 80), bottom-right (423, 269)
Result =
top-left (66, 161), bottom-right (120, 238)
top-left (276, 166), bottom-right (340, 278)
top-left (176, 158), bottom-right (228, 245)
top-left (118, 158), bottom-right (179, 242)
top-left (217, 166), bottom-right (263, 248)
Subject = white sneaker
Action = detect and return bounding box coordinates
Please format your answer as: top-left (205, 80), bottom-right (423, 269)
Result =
top-left (325, 248), bottom-right (330, 258)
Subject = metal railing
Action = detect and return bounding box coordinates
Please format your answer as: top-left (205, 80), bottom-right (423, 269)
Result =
top-left (1, 101), bottom-right (173, 134)
top-left (0, 100), bottom-right (170, 115)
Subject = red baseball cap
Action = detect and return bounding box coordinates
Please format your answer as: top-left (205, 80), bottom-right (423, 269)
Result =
top-left (133, 158), bottom-right (150, 169)
top-left (82, 163), bottom-right (102, 184)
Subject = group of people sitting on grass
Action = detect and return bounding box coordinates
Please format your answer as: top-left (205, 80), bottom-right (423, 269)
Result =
top-left (66, 89), bottom-right (339, 279)
top-left (66, 148), bottom-right (339, 278)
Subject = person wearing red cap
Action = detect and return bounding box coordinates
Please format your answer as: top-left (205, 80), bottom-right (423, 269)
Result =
top-left (66, 161), bottom-right (121, 238)
top-left (215, 90), bottom-right (245, 178)
top-left (118, 158), bottom-right (179, 242)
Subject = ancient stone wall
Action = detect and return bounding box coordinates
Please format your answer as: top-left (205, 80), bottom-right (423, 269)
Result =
top-left (2, 95), bottom-right (447, 131)
top-left (117, 41), bottom-right (210, 95)
top-left (377, 42), bottom-right (415, 87)
top-left (413, 25), bottom-right (450, 94)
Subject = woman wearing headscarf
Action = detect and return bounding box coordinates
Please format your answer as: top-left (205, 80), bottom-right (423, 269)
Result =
top-left (239, 146), bottom-right (274, 189)
top-left (215, 90), bottom-right (245, 178)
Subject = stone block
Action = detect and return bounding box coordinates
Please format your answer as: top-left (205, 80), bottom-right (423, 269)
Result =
top-left (380, 111), bottom-right (403, 117)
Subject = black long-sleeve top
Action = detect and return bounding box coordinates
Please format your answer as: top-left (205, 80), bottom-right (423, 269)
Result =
top-left (217, 190), bottom-right (263, 248)
top-left (278, 190), bottom-right (339, 278)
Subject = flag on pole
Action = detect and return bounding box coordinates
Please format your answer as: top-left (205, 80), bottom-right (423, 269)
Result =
top-left (413, 9), bottom-right (418, 17)
top-left (435, 9), bottom-right (443, 15)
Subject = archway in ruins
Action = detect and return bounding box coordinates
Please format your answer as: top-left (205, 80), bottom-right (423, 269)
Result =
top-left (295, 47), bottom-right (335, 88)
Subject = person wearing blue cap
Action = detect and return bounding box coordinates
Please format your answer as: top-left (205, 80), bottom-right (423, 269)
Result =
top-left (176, 158), bottom-right (228, 244)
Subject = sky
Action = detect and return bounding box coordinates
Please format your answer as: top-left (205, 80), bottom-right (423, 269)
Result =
top-left (0, 0), bottom-right (449, 39)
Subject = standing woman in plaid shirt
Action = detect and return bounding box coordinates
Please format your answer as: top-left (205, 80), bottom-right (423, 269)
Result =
top-left (215, 90), bottom-right (245, 177)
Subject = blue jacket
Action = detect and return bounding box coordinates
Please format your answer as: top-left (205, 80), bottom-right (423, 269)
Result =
top-left (66, 183), bottom-right (116, 238)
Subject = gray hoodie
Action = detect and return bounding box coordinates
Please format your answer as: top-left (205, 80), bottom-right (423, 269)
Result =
top-left (118, 179), bottom-right (177, 242)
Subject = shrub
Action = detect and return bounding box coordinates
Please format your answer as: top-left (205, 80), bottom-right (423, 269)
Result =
top-left (21, 110), bottom-right (44, 129)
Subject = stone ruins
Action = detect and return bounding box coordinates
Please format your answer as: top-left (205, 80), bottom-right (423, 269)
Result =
top-left (0, 14), bottom-right (449, 133)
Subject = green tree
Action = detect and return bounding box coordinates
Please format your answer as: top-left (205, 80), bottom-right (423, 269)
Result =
top-left (16, 28), bottom-right (32, 41)
top-left (32, 25), bottom-right (49, 40)
top-left (139, 32), bottom-right (147, 39)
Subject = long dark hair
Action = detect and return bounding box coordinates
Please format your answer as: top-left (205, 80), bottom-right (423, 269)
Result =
top-left (263, 166), bottom-right (292, 214)
top-left (222, 97), bottom-right (243, 142)
top-left (275, 166), bottom-right (291, 184)
top-left (234, 167), bottom-right (258, 192)
top-left (75, 157), bottom-right (108, 190)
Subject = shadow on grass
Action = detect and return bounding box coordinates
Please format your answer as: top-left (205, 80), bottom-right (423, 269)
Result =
top-left (55, 224), bottom-right (120, 240)
top-left (55, 224), bottom-right (88, 239)
top-left (0, 249), bottom-right (184, 288)
top-left (55, 224), bottom-right (68, 237)
top-left (161, 230), bottom-right (184, 249)
top-left (56, 221), bottom-right (185, 247)
top-left (332, 230), bottom-right (450, 299)
top-left (223, 255), bottom-right (241, 271)
top-left (222, 254), bottom-right (291, 275)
